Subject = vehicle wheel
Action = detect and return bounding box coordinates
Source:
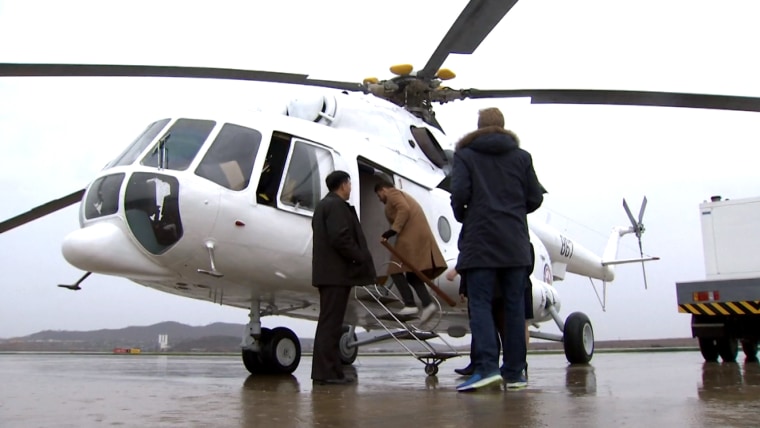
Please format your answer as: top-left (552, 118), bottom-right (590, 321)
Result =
top-left (339, 325), bottom-right (358, 365)
top-left (242, 328), bottom-right (273, 375)
top-left (698, 338), bottom-right (719, 362)
top-left (563, 312), bottom-right (594, 364)
top-left (717, 337), bottom-right (738, 363)
top-left (424, 364), bottom-right (438, 376)
top-left (263, 327), bottom-right (301, 374)
top-left (741, 339), bottom-right (758, 362)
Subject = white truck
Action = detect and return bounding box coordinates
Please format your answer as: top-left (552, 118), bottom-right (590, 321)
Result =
top-left (676, 195), bottom-right (760, 362)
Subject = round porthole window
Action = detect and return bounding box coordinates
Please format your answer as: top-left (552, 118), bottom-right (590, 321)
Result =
top-left (438, 216), bottom-right (452, 242)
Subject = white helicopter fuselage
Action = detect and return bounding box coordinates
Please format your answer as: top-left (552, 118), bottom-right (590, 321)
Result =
top-left (61, 90), bottom-right (619, 336)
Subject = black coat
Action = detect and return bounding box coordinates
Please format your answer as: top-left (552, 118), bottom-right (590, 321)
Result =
top-left (311, 192), bottom-right (377, 287)
top-left (450, 127), bottom-right (544, 270)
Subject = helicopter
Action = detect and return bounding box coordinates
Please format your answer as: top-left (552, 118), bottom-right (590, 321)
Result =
top-left (1, 0), bottom-right (757, 375)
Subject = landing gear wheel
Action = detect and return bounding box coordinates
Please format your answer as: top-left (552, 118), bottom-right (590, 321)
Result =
top-left (563, 312), bottom-right (594, 364)
top-left (339, 326), bottom-right (358, 365)
top-left (741, 339), bottom-right (758, 362)
top-left (698, 338), bottom-right (719, 362)
top-left (262, 327), bottom-right (301, 374)
top-left (717, 337), bottom-right (738, 363)
top-left (242, 328), bottom-right (273, 375)
top-left (424, 363), bottom-right (439, 376)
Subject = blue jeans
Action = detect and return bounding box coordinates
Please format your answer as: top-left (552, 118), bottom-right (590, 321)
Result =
top-left (466, 267), bottom-right (527, 380)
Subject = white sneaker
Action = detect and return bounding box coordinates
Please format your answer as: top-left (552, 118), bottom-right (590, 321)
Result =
top-left (419, 303), bottom-right (437, 324)
top-left (397, 306), bottom-right (419, 316)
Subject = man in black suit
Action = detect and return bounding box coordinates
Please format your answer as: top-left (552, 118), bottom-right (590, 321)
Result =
top-left (311, 170), bottom-right (376, 385)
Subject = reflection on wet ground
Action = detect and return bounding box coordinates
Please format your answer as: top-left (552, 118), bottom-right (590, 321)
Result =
top-left (1, 352), bottom-right (759, 427)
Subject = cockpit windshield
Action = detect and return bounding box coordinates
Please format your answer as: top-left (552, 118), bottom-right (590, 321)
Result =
top-left (141, 119), bottom-right (216, 171)
top-left (109, 119), bottom-right (171, 168)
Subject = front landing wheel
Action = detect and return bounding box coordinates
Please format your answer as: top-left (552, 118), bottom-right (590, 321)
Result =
top-left (425, 363), bottom-right (439, 376)
top-left (339, 326), bottom-right (358, 365)
top-left (563, 312), bottom-right (594, 364)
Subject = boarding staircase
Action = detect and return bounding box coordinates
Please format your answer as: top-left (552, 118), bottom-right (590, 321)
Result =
top-left (349, 243), bottom-right (460, 376)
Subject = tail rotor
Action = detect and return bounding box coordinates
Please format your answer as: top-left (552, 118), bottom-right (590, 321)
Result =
top-left (623, 196), bottom-right (649, 289)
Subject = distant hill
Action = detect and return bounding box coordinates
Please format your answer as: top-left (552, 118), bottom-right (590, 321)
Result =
top-left (0, 322), bottom-right (249, 352)
top-left (0, 321), bottom-right (697, 353)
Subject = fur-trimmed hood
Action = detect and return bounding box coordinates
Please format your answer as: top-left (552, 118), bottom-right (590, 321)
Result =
top-left (455, 126), bottom-right (520, 152)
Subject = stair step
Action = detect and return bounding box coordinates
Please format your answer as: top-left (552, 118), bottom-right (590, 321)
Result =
top-left (376, 312), bottom-right (417, 322)
top-left (392, 330), bottom-right (439, 341)
top-left (357, 294), bottom-right (400, 305)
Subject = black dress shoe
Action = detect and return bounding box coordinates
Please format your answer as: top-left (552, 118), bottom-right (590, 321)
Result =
top-left (454, 364), bottom-right (474, 376)
top-left (313, 377), bottom-right (355, 385)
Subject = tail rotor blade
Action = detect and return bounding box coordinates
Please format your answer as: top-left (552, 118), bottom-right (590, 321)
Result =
top-left (622, 198), bottom-right (639, 233)
top-left (637, 237), bottom-right (648, 290)
top-left (638, 196), bottom-right (648, 225)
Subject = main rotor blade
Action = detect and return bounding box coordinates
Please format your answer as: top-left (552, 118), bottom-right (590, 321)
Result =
top-left (419, 0), bottom-right (520, 78)
top-left (0, 189), bottom-right (85, 234)
top-left (463, 88), bottom-right (760, 113)
top-left (0, 63), bottom-right (363, 92)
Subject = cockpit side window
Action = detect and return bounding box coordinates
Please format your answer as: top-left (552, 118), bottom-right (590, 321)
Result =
top-left (195, 123), bottom-right (262, 190)
top-left (109, 119), bottom-right (171, 168)
top-left (279, 141), bottom-right (333, 211)
top-left (141, 119), bottom-right (216, 171)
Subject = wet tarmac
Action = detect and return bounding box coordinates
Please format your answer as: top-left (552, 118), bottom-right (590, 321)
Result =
top-left (1, 351), bottom-right (759, 427)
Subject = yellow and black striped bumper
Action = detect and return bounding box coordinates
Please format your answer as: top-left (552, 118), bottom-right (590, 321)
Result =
top-left (679, 301), bottom-right (760, 316)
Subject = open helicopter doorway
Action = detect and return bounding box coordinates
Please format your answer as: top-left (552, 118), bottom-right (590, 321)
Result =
top-left (357, 159), bottom-right (394, 278)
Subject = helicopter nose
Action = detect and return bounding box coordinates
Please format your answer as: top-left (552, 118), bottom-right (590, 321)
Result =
top-left (62, 220), bottom-right (174, 279)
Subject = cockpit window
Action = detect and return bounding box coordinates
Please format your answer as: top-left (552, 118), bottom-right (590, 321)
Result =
top-left (84, 173), bottom-right (125, 219)
top-left (141, 119), bottom-right (216, 171)
top-left (124, 172), bottom-right (183, 255)
top-left (109, 119), bottom-right (171, 168)
top-left (195, 123), bottom-right (262, 190)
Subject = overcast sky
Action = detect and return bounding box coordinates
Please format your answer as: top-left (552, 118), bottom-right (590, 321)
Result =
top-left (1, 0), bottom-right (759, 342)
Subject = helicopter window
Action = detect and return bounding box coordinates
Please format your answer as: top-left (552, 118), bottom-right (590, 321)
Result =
top-left (124, 172), bottom-right (183, 255)
top-left (256, 132), bottom-right (292, 206)
top-left (437, 216), bottom-right (452, 243)
top-left (410, 126), bottom-right (447, 168)
top-left (83, 173), bottom-right (125, 219)
top-left (109, 119), bottom-right (171, 167)
top-left (141, 119), bottom-right (216, 171)
top-left (195, 123), bottom-right (262, 190)
top-left (279, 141), bottom-right (333, 211)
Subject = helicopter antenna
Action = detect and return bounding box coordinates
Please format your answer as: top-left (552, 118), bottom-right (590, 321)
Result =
top-left (622, 196), bottom-right (649, 289)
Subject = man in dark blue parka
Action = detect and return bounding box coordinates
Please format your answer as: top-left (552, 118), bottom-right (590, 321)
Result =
top-left (450, 107), bottom-right (543, 391)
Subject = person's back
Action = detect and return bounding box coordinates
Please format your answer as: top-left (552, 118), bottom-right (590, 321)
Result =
top-left (451, 124), bottom-right (542, 271)
top-left (449, 107), bottom-right (543, 392)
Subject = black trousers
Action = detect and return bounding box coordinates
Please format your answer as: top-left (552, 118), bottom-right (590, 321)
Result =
top-left (391, 272), bottom-right (433, 307)
top-left (311, 285), bottom-right (351, 381)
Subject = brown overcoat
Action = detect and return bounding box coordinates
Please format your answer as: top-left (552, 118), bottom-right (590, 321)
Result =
top-left (383, 188), bottom-right (447, 278)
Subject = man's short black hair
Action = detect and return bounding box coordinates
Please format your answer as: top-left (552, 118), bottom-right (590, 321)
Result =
top-left (373, 180), bottom-right (394, 193)
top-left (325, 170), bottom-right (351, 192)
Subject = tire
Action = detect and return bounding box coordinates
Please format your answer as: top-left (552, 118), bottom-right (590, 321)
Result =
top-left (741, 339), bottom-right (758, 362)
top-left (698, 338), bottom-right (719, 362)
top-left (339, 326), bottom-right (358, 365)
top-left (242, 327), bottom-right (273, 375)
top-left (717, 337), bottom-right (738, 363)
top-left (563, 312), bottom-right (594, 364)
top-left (263, 327), bottom-right (301, 374)
top-left (424, 364), bottom-right (438, 376)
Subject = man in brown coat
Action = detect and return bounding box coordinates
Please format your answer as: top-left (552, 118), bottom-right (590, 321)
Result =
top-left (375, 181), bottom-right (447, 324)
